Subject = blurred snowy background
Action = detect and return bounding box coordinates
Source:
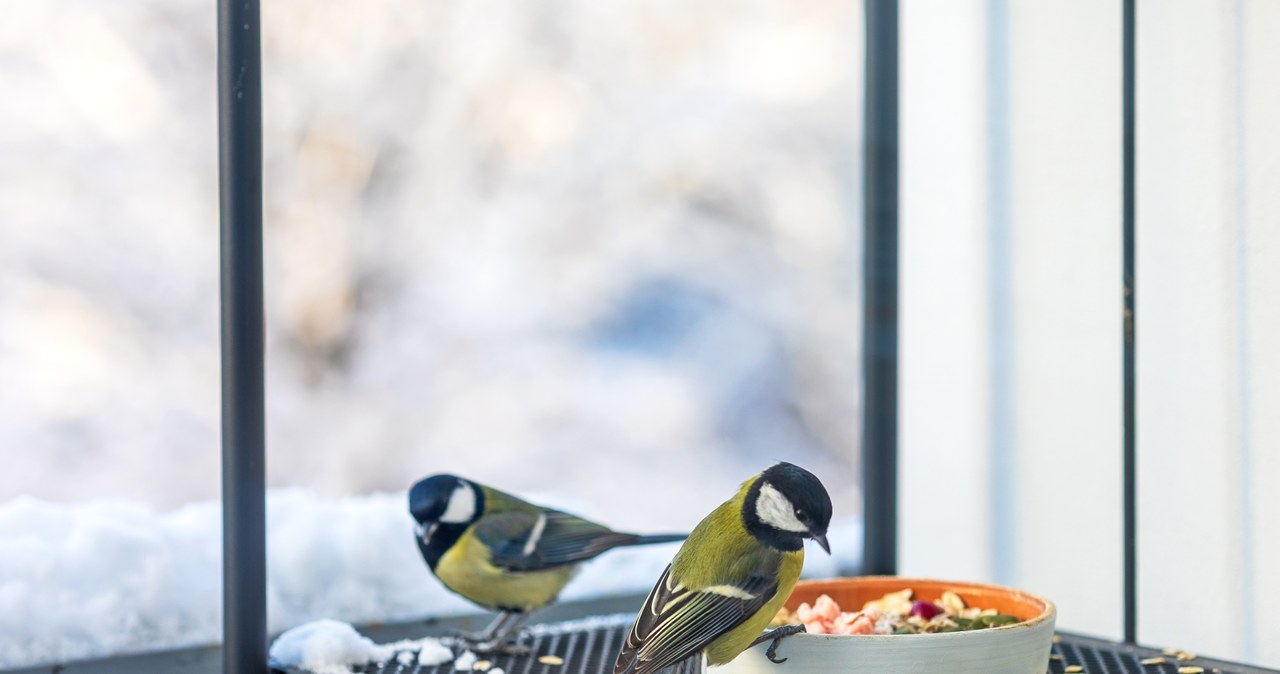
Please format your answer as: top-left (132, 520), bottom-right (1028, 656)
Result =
top-left (0, 0), bottom-right (863, 667)
top-left (0, 0), bottom-right (863, 520)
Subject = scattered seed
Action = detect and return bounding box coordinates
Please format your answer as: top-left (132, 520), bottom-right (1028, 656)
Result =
top-left (537, 655), bottom-right (564, 666)
top-left (1053, 635), bottom-right (1063, 644)
top-left (1176, 651), bottom-right (1197, 661)
top-left (1177, 667), bottom-right (1204, 674)
top-left (1064, 666), bottom-right (1084, 673)
top-left (1050, 654), bottom-right (1064, 661)
top-left (1141, 657), bottom-right (1166, 665)
top-left (472, 660), bottom-right (492, 672)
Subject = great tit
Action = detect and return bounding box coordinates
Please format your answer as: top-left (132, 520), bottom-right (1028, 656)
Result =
top-left (409, 473), bottom-right (686, 653)
top-left (613, 462), bottom-right (832, 674)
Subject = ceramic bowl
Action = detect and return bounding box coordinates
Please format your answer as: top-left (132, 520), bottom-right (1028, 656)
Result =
top-left (717, 577), bottom-right (1056, 674)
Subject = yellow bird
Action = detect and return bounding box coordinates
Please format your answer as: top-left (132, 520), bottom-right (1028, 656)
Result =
top-left (614, 462), bottom-right (832, 673)
top-left (409, 474), bottom-right (685, 653)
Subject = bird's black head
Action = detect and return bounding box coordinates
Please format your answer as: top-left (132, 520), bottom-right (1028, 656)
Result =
top-left (743, 462), bottom-right (833, 553)
top-left (409, 474), bottom-right (483, 527)
top-left (408, 474), bottom-right (484, 568)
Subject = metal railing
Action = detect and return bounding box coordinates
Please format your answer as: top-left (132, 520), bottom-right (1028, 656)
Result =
top-left (860, 0), bottom-right (900, 580)
top-left (218, 0), bottom-right (267, 672)
top-left (1121, 0), bottom-right (1139, 647)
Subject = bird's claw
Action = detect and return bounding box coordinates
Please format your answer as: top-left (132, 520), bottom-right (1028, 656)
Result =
top-left (758, 624), bottom-right (807, 665)
top-left (446, 628), bottom-right (489, 642)
top-left (443, 612), bottom-right (534, 656)
top-left (442, 632), bottom-right (532, 656)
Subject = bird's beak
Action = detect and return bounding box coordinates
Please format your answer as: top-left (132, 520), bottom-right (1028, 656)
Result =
top-left (811, 532), bottom-right (831, 555)
top-left (416, 522), bottom-right (438, 544)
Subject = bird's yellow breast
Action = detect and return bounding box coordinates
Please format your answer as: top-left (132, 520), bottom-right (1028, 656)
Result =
top-left (669, 481), bottom-right (807, 667)
top-left (433, 528), bottom-right (576, 612)
top-left (703, 549), bottom-right (803, 666)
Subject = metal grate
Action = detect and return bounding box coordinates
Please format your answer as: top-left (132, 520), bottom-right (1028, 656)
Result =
top-left (271, 614), bottom-right (699, 674)
top-left (274, 621), bottom-right (1279, 674)
top-left (1049, 633), bottom-right (1276, 674)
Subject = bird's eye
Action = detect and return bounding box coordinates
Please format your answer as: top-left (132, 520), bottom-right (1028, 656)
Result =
top-left (795, 509), bottom-right (806, 518)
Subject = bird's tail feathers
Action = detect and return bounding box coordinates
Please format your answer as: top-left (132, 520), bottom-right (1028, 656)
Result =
top-left (621, 533), bottom-right (686, 547)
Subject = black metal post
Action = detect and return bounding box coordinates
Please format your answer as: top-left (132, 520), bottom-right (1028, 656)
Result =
top-left (1121, 0), bottom-right (1138, 647)
top-left (219, 0), bottom-right (268, 672)
top-left (862, 0), bottom-right (899, 577)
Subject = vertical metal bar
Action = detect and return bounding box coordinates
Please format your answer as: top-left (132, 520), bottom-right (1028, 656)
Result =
top-left (862, 0), bottom-right (899, 577)
top-left (218, 0), bottom-right (267, 671)
top-left (1121, 0), bottom-right (1138, 647)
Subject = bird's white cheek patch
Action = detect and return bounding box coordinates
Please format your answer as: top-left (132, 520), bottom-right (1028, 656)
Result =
top-left (440, 482), bottom-right (477, 523)
top-left (756, 483), bottom-right (807, 532)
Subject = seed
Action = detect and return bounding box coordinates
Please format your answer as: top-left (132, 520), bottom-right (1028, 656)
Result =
top-left (537, 655), bottom-right (565, 666)
top-left (1178, 667), bottom-right (1205, 674)
top-left (473, 660), bottom-right (492, 671)
top-left (938, 591), bottom-right (967, 614)
top-left (1050, 654), bottom-right (1064, 661)
top-left (1053, 635), bottom-right (1063, 644)
top-left (1141, 657), bottom-right (1166, 665)
top-left (1064, 666), bottom-right (1084, 673)
top-left (1176, 651), bottom-right (1197, 661)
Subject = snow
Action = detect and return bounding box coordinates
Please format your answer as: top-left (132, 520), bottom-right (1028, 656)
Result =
top-left (0, 495), bottom-right (223, 668)
top-left (268, 619), bottom-right (452, 674)
top-left (0, 489), bottom-right (859, 669)
top-left (420, 644), bottom-right (454, 665)
top-left (452, 650), bottom-right (478, 671)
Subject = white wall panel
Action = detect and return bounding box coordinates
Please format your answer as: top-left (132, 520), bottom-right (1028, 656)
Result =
top-left (1138, 0), bottom-right (1280, 665)
top-left (900, 0), bottom-right (1277, 663)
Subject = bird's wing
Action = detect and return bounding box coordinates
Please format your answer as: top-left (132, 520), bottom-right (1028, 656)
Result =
top-left (476, 510), bottom-right (640, 572)
top-left (613, 563), bottom-right (779, 674)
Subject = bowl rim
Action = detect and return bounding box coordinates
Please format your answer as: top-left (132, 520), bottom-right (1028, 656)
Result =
top-left (781, 575), bottom-right (1058, 640)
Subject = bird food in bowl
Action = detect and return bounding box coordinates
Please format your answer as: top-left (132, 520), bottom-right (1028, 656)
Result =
top-left (717, 576), bottom-right (1056, 674)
